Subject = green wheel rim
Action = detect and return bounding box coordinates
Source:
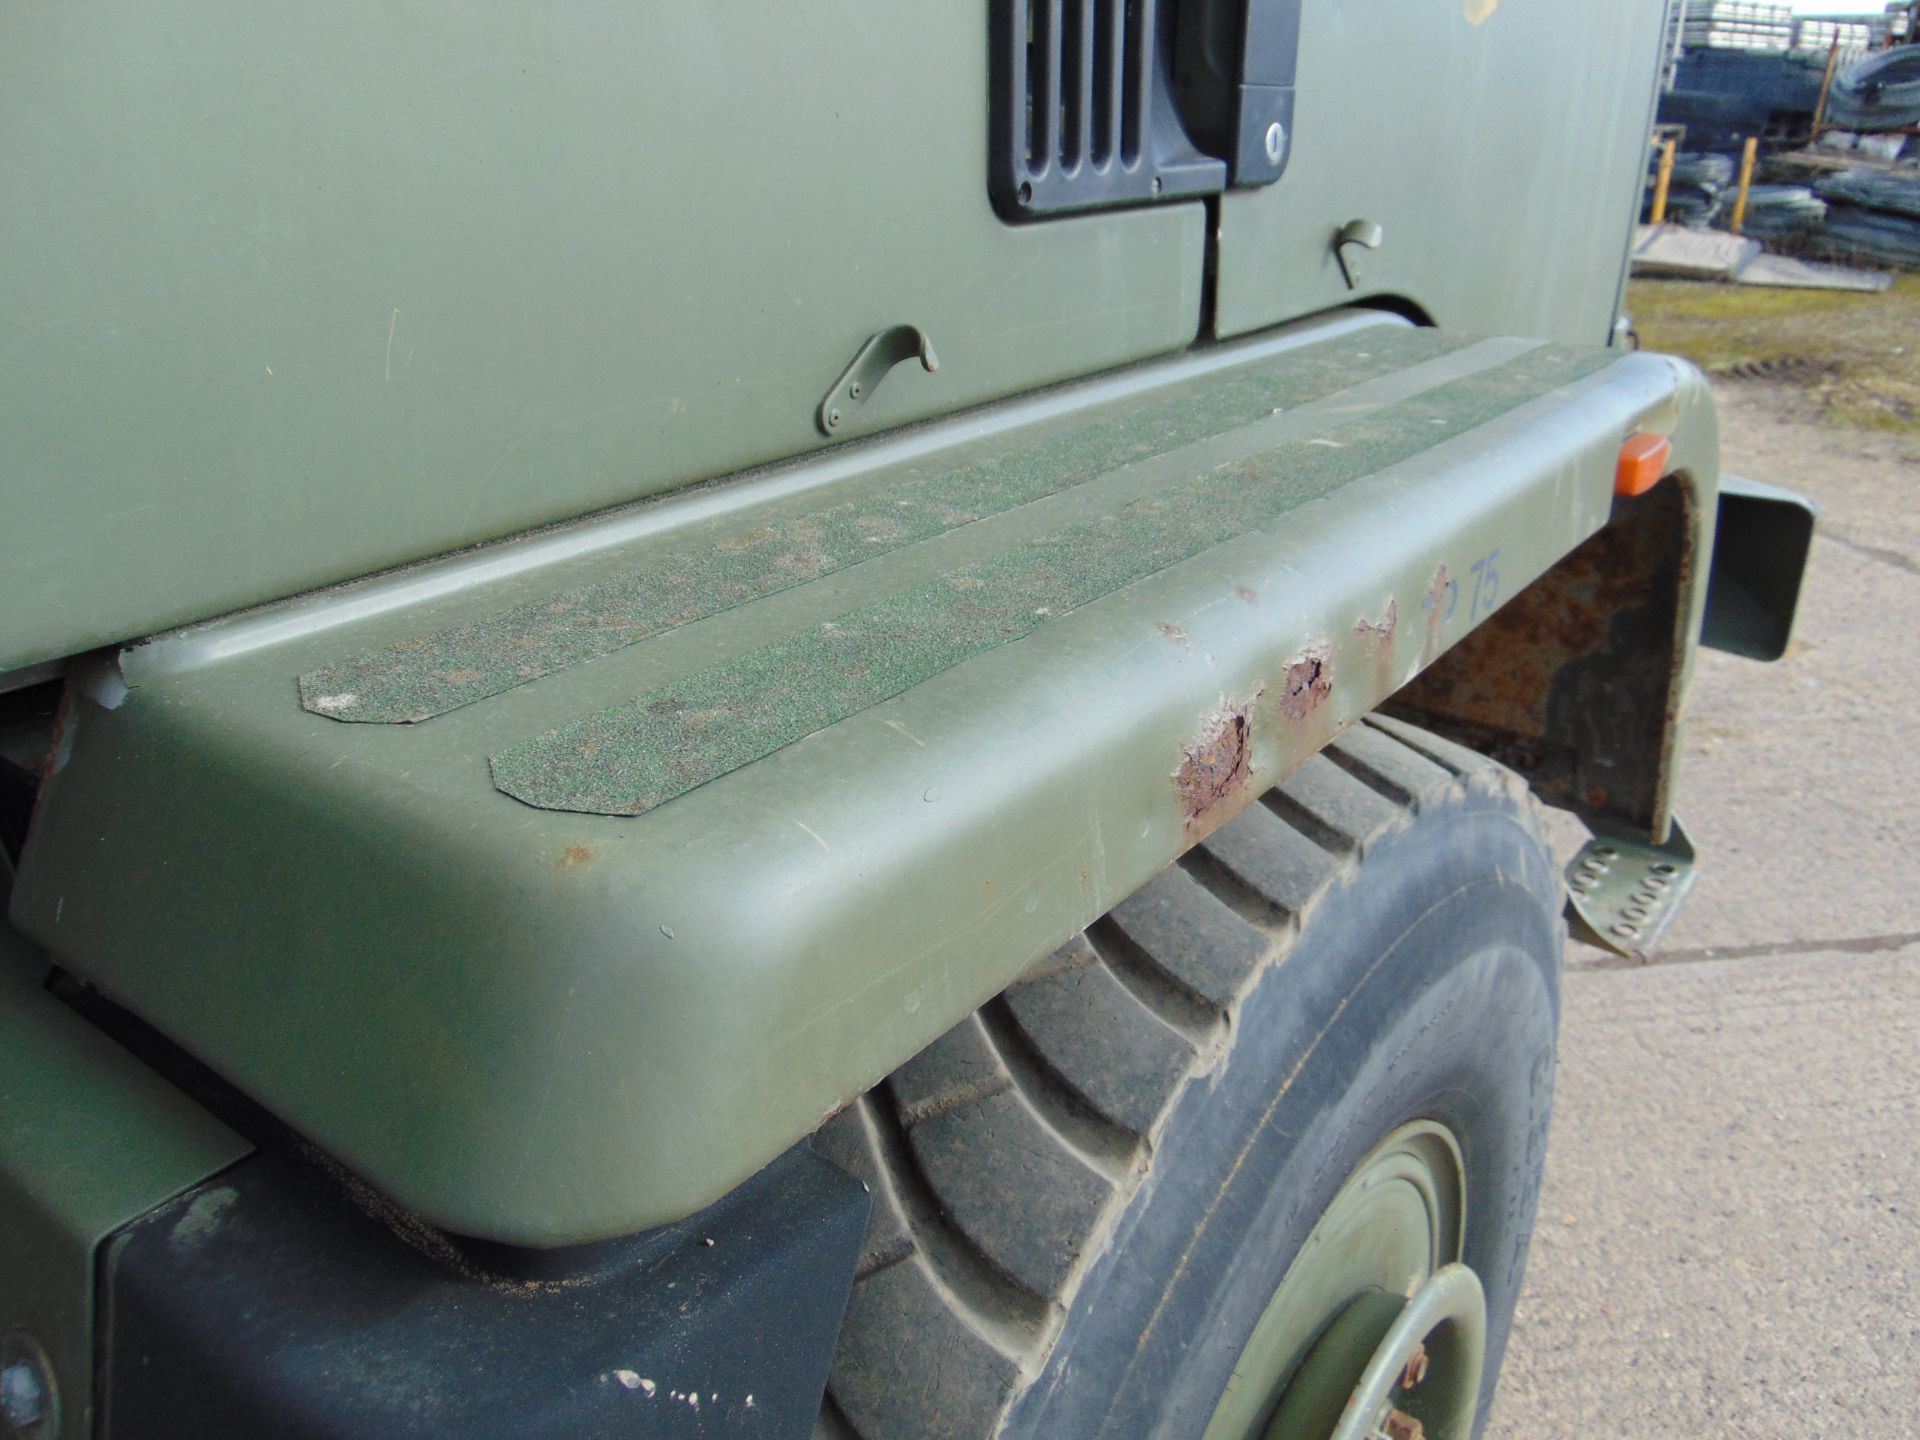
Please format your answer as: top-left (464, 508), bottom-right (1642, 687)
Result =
top-left (1202, 1120), bottom-right (1486, 1440)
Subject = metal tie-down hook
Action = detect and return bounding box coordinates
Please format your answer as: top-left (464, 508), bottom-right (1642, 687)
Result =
top-left (818, 324), bottom-right (939, 437)
top-left (1335, 219), bottom-right (1385, 290)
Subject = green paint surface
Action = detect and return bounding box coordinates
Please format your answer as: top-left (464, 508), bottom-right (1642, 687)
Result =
top-left (301, 327), bottom-right (1473, 723)
top-left (491, 345), bottom-right (1613, 815)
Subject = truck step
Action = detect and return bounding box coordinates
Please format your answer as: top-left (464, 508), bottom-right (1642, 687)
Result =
top-left (9, 312), bottom-right (1704, 1246)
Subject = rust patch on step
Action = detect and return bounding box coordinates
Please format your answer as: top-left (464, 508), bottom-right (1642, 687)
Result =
top-left (1279, 642), bottom-right (1333, 721)
top-left (1235, 585), bottom-right (1260, 606)
top-left (1357, 597), bottom-right (1399, 693)
top-left (1355, 597), bottom-right (1397, 648)
top-left (556, 844), bottom-right (597, 869)
top-left (1175, 700), bottom-right (1257, 828)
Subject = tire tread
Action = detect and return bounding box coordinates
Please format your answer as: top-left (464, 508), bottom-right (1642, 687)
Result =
top-left (818, 718), bottom-right (1538, 1438)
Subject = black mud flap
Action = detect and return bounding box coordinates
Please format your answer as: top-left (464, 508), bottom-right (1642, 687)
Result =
top-left (98, 1145), bottom-right (868, 1439)
top-left (1701, 472), bottom-right (1816, 662)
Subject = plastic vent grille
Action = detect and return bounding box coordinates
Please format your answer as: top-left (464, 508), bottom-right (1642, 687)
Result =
top-left (991, 0), bottom-right (1225, 217)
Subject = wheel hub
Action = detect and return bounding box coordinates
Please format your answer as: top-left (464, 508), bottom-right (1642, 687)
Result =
top-left (1202, 1121), bottom-right (1486, 1440)
top-left (1264, 1263), bottom-right (1486, 1440)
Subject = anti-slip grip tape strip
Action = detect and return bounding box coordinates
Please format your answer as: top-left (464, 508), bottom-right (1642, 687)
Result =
top-left (488, 346), bottom-right (1613, 816)
top-left (299, 327), bottom-right (1474, 725)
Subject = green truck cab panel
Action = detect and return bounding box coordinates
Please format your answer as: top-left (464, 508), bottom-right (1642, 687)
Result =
top-left (9, 315), bottom-right (1719, 1246)
top-left (0, 3), bottom-right (1203, 674)
top-left (0, 924), bottom-right (250, 1440)
top-left (1214, 0), bottom-right (1666, 347)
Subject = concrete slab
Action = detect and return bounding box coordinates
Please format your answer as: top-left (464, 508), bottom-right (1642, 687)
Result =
top-left (1492, 945), bottom-right (1920, 1437)
top-left (1735, 252), bottom-right (1892, 293)
top-left (1629, 225), bottom-right (1892, 292)
top-left (1632, 224), bottom-right (1762, 279)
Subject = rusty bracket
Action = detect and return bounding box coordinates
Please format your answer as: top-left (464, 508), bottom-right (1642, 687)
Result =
top-left (1565, 814), bottom-right (1698, 961)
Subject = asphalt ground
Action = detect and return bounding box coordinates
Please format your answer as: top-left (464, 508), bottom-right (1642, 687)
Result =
top-left (1485, 384), bottom-right (1920, 1436)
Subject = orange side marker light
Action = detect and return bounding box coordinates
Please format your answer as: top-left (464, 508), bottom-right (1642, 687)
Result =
top-left (1615, 432), bottom-right (1672, 497)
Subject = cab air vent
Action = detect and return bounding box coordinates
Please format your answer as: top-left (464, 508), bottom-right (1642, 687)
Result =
top-left (989, 0), bottom-right (1304, 219)
top-left (991, 0), bottom-right (1226, 217)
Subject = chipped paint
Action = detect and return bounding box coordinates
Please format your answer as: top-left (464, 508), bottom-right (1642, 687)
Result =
top-left (1355, 597), bottom-right (1397, 649)
top-left (1175, 697), bottom-right (1257, 827)
top-left (1156, 621), bottom-right (1191, 647)
top-left (1279, 642), bottom-right (1333, 721)
top-left (1357, 598), bottom-right (1400, 690)
top-left (169, 1186), bottom-right (238, 1249)
top-left (1465, 0), bottom-right (1498, 24)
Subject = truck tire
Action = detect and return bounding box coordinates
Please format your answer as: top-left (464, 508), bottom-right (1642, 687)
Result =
top-left (812, 717), bottom-right (1563, 1440)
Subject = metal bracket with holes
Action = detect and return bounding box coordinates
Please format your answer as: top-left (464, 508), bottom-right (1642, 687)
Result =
top-left (816, 325), bottom-right (939, 437)
top-left (1565, 816), bottom-right (1698, 961)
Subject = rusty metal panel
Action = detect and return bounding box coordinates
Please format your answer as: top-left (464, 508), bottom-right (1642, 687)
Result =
top-left (1388, 476), bottom-right (1705, 838)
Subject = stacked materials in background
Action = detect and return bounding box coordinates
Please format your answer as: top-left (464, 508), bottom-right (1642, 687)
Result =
top-left (1737, 184), bottom-right (1830, 237)
top-left (1824, 47), bottom-right (1920, 131)
top-left (1679, 0), bottom-right (1890, 52)
top-left (1643, 155), bottom-right (1828, 240)
top-left (1639, 150), bottom-right (1920, 271)
top-left (1812, 168), bottom-right (1920, 265)
top-left (1792, 16), bottom-right (1887, 50)
top-left (1680, 0), bottom-right (1794, 50)
top-left (1660, 48), bottom-right (1832, 152)
top-left (1645, 152), bottom-right (1738, 227)
top-left (1644, 7), bottom-right (1920, 272)
top-left (1660, 13), bottom-right (1915, 153)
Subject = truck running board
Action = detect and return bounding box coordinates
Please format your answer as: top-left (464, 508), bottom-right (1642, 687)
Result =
top-left (9, 311), bottom-right (1716, 1246)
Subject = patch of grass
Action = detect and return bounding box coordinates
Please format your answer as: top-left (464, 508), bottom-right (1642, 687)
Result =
top-left (1627, 274), bottom-right (1920, 431)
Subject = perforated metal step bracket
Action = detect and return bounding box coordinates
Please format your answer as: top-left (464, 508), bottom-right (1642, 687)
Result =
top-left (1565, 815), bottom-right (1698, 961)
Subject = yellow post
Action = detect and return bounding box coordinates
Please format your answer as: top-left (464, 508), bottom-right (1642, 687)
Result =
top-left (1650, 137), bottom-right (1677, 226)
top-left (1730, 135), bottom-right (1758, 235)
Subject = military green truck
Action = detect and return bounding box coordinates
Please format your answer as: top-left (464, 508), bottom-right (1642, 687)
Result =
top-left (0, 4), bottom-right (1817, 1438)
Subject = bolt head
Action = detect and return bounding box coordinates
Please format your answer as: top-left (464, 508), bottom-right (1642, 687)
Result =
top-left (1264, 121), bottom-right (1287, 165)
